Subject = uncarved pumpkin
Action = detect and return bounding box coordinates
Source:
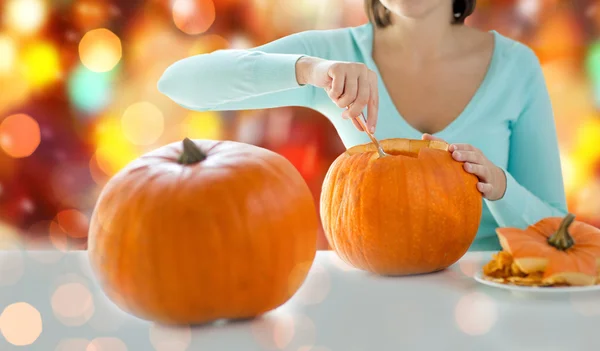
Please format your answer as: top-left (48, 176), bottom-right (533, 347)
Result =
top-left (320, 138), bottom-right (482, 275)
top-left (88, 138), bottom-right (319, 325)
top-left (497, 213), bottom-right (600, 286)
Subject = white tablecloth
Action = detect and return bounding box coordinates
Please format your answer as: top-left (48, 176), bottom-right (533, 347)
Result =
top-left (0, 250), bottom-right (598, 351)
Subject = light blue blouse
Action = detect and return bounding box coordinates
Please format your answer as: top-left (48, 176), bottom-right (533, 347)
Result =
top-left (157, 23), bottom-right (568, 250)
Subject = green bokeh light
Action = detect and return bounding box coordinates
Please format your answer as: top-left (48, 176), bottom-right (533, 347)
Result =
top-left (586, 41), bottom-right (600, 107)
top-left (67, 64), bottom-right (117, 115)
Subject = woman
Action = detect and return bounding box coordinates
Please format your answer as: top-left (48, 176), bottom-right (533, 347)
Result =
top-left (158, 0), bottom-right (567, 250)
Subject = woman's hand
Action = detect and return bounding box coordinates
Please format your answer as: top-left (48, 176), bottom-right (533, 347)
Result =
top-left (422, 134), bottom-right (507, 201)
top-left (296, 56), bottom-right (378, 133)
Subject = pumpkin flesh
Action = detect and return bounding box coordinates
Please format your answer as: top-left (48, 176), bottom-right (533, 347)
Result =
top-left (320, 138), bottom-right (482, 276)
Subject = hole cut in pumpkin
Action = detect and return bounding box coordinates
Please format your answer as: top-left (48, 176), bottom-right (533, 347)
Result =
top-left (345, 139), bottom-right (449, 158)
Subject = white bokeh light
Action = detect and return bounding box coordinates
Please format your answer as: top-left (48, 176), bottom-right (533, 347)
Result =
top-left (455, 292), bottom-right (498, 336)
top-left (4, 0), bottom-right (47, 35)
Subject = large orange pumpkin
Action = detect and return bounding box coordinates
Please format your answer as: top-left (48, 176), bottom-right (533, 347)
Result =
top-left (88, 138), bottom-right (319, 325)
top-left (497, 213), bottom-right (600, 286)
top-left (320, 138), bottom-right (482, 275)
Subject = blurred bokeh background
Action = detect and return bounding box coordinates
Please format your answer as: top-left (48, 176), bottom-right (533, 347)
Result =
top-left (0, 0), bottom-right (599, 250)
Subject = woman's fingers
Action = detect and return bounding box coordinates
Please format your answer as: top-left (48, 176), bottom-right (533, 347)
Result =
top-left (464, 162), bottom-right (491, 182)
top-left (325, 63), bottom-right (379, 132)
top-left (452, 150), bottom-right (485, 164)
top-left (345, 74), bottom-right (370, 118)
top-left (328, 73), bottom-right (344, 101)
top-left (477, 182), bottom-right (493, 197)
top-left (337, 75), bottom-right (358, 108)
top-left (449, 143), bottom-right (478, 152)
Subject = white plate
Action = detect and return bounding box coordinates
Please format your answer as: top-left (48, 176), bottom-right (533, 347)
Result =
top-left (473, 271), bottom-right (600, 294)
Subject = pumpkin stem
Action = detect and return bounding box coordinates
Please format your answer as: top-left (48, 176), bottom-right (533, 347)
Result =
top-left (547, 213), bottom-right (576, 251)
top-left (178, 138), bottom-right (207, 165)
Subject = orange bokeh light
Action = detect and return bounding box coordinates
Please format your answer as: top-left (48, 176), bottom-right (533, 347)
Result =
top-left (172, 0), bottom-right (216, 35)
top-left (0, 114), bottom-right (41, 158)
top-left (79, 28), bottom-right (122, 72)
top-left (56, 209), bottom-right (90, 239)
top-left (49, 219), bottom-right (87, 251)
top-left (533, 10), bottom-right (585, 63)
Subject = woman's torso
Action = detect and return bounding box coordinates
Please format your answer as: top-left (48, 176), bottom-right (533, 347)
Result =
top-left (304, 23), bottom-right (536, 250)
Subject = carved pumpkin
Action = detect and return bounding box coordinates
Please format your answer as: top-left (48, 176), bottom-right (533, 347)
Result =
top-left (320, 138), bottom-right (482, 275)
top-left (88, 138), bottom-right (319, 324)
top-left (497, 213), bottom-right (600, 286)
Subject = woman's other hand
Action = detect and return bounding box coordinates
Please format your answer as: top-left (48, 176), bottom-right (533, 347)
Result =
top-left (296, 57), bottom-right (379, 133)
top-left (422, 133), bottom-right (507, 201)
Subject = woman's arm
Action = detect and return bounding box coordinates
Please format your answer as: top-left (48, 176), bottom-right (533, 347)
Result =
top-left (486, 50), bottom-right (568, 228)
top-left (157, 31), bottom-right (318, 111)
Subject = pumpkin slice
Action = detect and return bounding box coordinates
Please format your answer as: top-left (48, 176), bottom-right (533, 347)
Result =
top-left (496, 213), bottom-right (600, 286)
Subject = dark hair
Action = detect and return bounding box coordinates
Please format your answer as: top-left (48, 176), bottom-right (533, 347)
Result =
top-left (365, 0), bottom-right (476, 27)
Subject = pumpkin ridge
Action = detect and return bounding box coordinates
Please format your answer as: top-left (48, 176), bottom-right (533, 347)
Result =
top-left (360, 153), bottom-right (377, 268)
top-left (256, 150), bottom-right (314, 315)
top-left (124, 171), bottom-right (169, 319)
top-left (175, 170), bottom-right (210, 321)
top-left (227, 159), bottom-right (263, 318)
top-left (390, 155), bottom-right (412, 269)
top-left (510, 239), bottom-right (556, 257)
top-left (213, 163), bottom-right (269, 319)
top-left (543, 251), bottom-right (597, 280)
top-left (427, 150), bottom-right (452, 269)
top-left (526, 225), bottom-right (553, 239)
top-left (397, 152), bottom-right (412, 272)
top-left (332, 157), bottom-right (351, 263)
top-left (363, 152), bottom-right (386, 271)
top-left (227, 151), bottom-right (278, 317)
top-left (327, 156), bottom-right (345, 258)
top-left (447, 152), bottom-right (474, 266)
top-left (319, 158), bottom-right (337, 252)
top-left (356, 154), bottom-right (376, 272)
top-left (145, 168), bottom-right (191, 322)
top-left (419, 152), bottom-right (434, 269)
top-left (167, 166), bottom-right (197, 321)
top-left (337, 175), bottom-right (352, 265)
top-left (195, 168), bottom-right (233, 321)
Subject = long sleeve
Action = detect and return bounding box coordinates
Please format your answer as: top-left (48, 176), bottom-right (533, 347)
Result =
top-left (157, 31), bottom-right (318, 111)
top-left (485, 50), bottom-right (568, 228)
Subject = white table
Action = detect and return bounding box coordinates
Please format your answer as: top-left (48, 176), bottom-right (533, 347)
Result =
top-left (0, 250), bottom-right (598, 351)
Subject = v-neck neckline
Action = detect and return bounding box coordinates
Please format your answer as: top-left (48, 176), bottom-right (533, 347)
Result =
top-left (356, 22), bottom-right (501, 139)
